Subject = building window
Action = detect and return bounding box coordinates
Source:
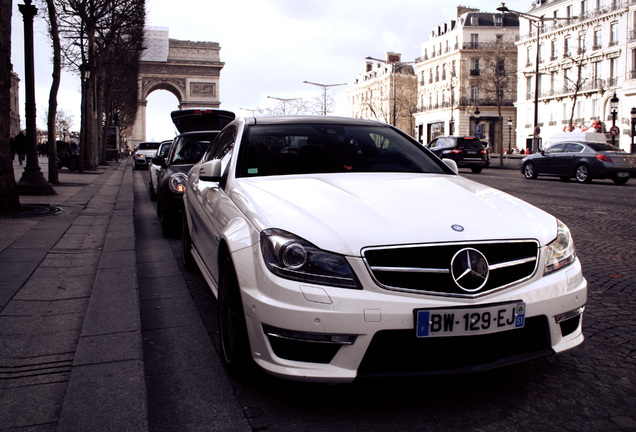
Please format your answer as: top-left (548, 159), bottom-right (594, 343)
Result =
top-left (564, 38), bottom-right (571, 57)
top-left (610, 57), bottom-right (618, 86)
top-left (580, 0), bottom-right (588, 18)
top-left (610, 22), bottom-right (619, 46)
top-left (526, 76), bottom-right (532, 100)
top-left (578, 32), bottom-right (586, 54)
top-left (551, 71), bottom-right (556, 93)
top-left (470, 58), bottom-right (480, 76)
top-left (495, 15), bottom-right (503, 26)
top-left (470, 86), bottom-right (479, 104)
top-left (497, 59), bottom-right (505, 76)
top-left (551, 40), bottom-right (557, 60)
top-left (470, 33), bottom-right (479, 49)
top-left (594, 28), bottom-right (602, 50)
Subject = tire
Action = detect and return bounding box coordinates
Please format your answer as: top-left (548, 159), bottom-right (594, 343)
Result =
top-left (471, 166), bottom-right (483, 173)
top-left (218, 253), bottom-right (252, 375)
top-left (149, 178), bottom-right (157, 201)
top-left (160, 205), bottom-right (177, 238)
top-left (575, 164), bottom-right (592, 183)
top-left (612, 176), bottom-right (629, 185)
top-left (523, 162), bottom-right (537, 179)
top-left (182, 213), bottom-right (197, 272)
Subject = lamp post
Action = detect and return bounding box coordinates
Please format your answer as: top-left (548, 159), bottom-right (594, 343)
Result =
top-left (630, 107), bottom-right (636, 153)
top-left (267, 96), bottom-right (300, 115)
top-left (364, 56), bottom-right (417, 126)
top-left (610, 93), bottom-right (619, 147)
top-left (497, 2), bottom-right (576, 154)
top-left (16, 0), bottom-right (54, 195)
top-left (302, 81), bottom-right (347, 115)
top-left (508, 117), bottom-right (513, 153)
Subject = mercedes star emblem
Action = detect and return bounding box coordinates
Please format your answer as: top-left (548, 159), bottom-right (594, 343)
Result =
top-left (450, 248), bottom-right (489, 292)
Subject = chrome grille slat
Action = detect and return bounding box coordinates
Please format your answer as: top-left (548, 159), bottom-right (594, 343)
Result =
top-left (362, 240), bottom-right (539, 298)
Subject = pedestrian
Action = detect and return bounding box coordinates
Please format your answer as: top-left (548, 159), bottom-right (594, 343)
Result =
top-left (15, 131), bottom-right (27, 165)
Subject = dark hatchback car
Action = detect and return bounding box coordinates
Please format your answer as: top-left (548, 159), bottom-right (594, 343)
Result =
top-left (521, 141), bottom-right (636, 185)
top-left (426, 136), bottom-right (489, 173)
top-left (154, 108), bottom-right (235, 236)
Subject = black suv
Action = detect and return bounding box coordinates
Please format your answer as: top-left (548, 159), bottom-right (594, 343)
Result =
top-left (153, 108), bottom-right (235, 236)
top-left (426, 136), bottom-right (489, 173)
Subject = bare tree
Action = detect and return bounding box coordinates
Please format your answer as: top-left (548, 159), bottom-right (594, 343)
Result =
top-left (481, 40), bottom-right (516, 161)
top-left (0, 0), bottom-right (22, 213)
top-left (44, 0), bottom-right (61, 183)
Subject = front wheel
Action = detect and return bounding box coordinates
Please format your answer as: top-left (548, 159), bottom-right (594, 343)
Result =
top-left (523, 162), bottom-right (537, 179)
top-left (218, 254), bottom-right (252, 375)
top-left (575, 164), bottom-right (592, 183)
top-left (182, 213), bottom-right (197, 272)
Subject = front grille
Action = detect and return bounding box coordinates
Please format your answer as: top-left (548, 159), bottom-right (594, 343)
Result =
top-left (363, 240), bottom-right (539, 298)
top-left (357, 316), bottom-right (553, 377)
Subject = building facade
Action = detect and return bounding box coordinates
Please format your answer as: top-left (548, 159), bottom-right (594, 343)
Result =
top-left (10, 71), bottom-right (21, 138)
top-left (413, 7), bottom-right (520, 153)
top-left (347, 52), bottom-right (418, 135)
top-left (514, 0), bottom-right (636, 151)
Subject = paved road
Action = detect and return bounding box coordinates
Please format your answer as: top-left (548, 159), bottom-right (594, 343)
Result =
top-left (136, 167), bottom-right (636, 432)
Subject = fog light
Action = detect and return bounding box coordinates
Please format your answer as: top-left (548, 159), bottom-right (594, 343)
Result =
top-left (556, 307), bottom-right (584, 337)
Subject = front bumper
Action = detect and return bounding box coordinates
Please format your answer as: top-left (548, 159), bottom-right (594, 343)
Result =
top-left (233, 245), bottom-right (587, 383)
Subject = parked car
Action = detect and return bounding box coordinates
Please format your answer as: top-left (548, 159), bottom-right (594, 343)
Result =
top-left (521, 141), bottom-right (636, 184)
top-left (133, 141), bottom-right (161, 170)
top-left (56, 140), bottom-right (79, 171)
top-left (154, 108), bottom-right (235, 236)
top-left (149, 139), bottom-right (174, 201)
top-left (182, 115), bottom-right (587, 383)
top-left (426, 136), bottom-right (489, 173)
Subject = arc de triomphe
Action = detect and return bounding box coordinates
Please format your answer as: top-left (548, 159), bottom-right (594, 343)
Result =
top-left (129, 27), bottom-right (225, 149)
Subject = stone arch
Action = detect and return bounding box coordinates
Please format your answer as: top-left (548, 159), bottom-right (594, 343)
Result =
top-left (129, 28), bottom-right (225, 148)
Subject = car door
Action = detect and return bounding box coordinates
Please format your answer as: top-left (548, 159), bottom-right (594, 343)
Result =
top-left (189, 124), bottom-right (238, 283)
top-left (537, 143), bottom-right (566, 174)
top-left (562, 143), bottom-right (585, 176)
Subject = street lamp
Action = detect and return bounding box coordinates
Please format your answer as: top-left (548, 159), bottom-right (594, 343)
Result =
top-left (631, 107), bottom-right (636, 153)
top-left (508, 117), bottom-right (513, 153)
top-left (303, 81), bottom-right (347, 115)
top-left (365, 56), bottom-right (417, 126)
top-left (267, 96), bottom-right (300, 115)
top-left (497, 2), bottom-right (576, 153)
top-left (610, 93), bottom-right (619, 146)
top-left (16, 0), bottom-right (54, 195)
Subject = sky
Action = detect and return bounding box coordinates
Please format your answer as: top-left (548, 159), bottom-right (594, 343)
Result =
top-left (10, 0), bottom-right (528, 141)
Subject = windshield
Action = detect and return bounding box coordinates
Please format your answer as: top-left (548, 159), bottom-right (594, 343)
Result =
top-left (170, 133), bottom-right (218, 165)
top-left (237, 124), bottom-right (447, 177)
top-left (139, 142), bottom-right (160, 150)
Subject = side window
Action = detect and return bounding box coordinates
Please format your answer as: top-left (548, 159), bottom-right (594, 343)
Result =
top-left (203, 124), bottom-right (237, 162)
top-left (546, 144), bottom-right (565, 154)
top-left (564, 143), bottom-right (584, 153)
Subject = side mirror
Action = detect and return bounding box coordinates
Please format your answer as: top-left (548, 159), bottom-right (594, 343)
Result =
top-left (442, 158), bottom-right (459, 174)
top-left (152, 155), bottom-right (166, 167)
top-left (198, 159), bottom-right (223, 182)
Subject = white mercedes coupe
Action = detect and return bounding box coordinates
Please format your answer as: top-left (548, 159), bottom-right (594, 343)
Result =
top-left (182, 116), bottom-right (587, 383)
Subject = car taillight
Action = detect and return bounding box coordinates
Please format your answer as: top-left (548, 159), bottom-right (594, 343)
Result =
top-left (596, 154), bottom-right (613, 163)
top-left (451, 149), bottom-right (463, 154)
top-left (481, 149), bottom-right (488, 154)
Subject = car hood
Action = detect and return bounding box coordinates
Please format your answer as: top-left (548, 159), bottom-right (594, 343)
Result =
top-left (229, 173), bottom-right (557, 256)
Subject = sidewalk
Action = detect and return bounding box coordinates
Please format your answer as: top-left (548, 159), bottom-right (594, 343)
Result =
top-left (0, 157), bottom-right (148, 431)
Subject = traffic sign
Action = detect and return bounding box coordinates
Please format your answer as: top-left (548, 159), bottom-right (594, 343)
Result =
top-left (610, 126), bottom-right (620, 137)
top-left (534, 126), bottom-right (541, 136)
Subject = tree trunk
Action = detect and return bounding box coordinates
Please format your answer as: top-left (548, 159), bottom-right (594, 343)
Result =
top-left (0, 0), bottom-right (22, 213)
top-left (46, 0), bottom-right (60, 184)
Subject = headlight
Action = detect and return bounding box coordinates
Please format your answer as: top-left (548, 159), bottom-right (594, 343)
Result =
top-left (544, 220), bottom-right (576, 275)
top-left (169, 173), bottom-right (188, 193)
top-left (260, 228), bottom-right (360, 289)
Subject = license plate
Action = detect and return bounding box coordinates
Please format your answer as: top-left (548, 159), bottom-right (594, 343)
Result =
top-left (415, 302), bottom-right (525, 338)
top-left (616, 172), bottom-right (629, 178)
